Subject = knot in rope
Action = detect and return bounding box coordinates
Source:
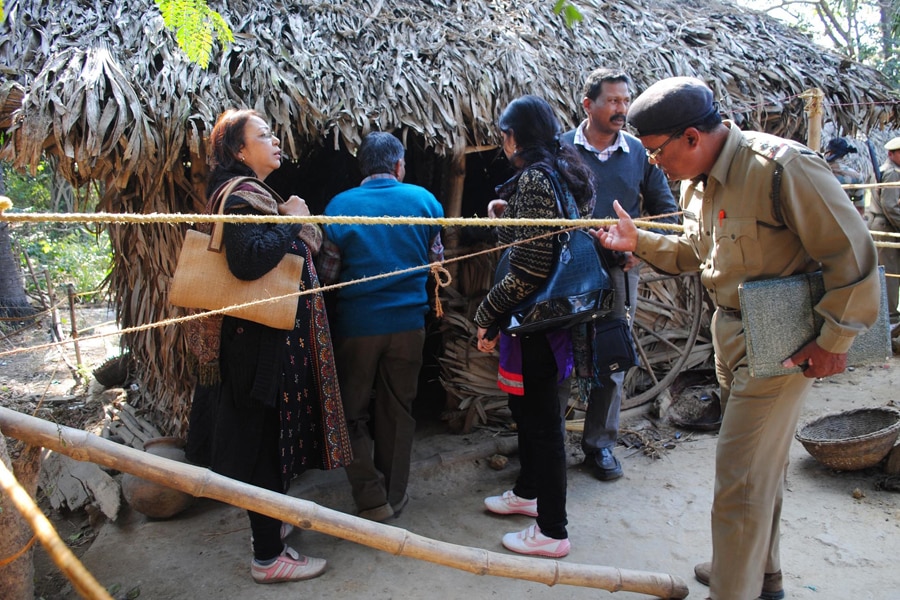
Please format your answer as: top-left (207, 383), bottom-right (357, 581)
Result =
top-left (430, 263), bottom-right (453, 318)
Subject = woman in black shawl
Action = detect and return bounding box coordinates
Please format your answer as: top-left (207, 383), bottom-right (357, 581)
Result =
top-left (196, 109), bottom-right (350, 584)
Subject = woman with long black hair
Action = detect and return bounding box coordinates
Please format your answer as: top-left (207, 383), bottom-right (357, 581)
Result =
top-left (474, 95), bottom-right (594, 557)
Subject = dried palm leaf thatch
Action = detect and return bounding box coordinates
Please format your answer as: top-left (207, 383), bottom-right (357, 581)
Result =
top-left (104, 181), bottom-right (196, 435)
top-left (1, 0), bottom-right (896, 435)
top-left (2, 0), bottom-right (897, 175)
top-left (2, 47), bottom-right (159, 191)
top-left (438, 302), bottom-right (508, 433)
top-left (451, 240), bottom-right (500, 298)
top-left (0, 81), bottom-right (24, 130)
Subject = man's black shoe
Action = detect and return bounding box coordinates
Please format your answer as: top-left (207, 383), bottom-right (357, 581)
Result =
top-left (585, 447), bottom-right (623, 481)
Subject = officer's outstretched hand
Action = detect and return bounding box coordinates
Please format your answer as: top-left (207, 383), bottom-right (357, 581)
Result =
top-left (782, 340), bottom-right (847, 379)
top-left (590, 200), bottom-right (638, 253)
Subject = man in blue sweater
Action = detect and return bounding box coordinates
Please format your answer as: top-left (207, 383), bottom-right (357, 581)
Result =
top-left (319, 132), bottom-right (444, 521)
top-left (561, 68), bottom-right (679, 481)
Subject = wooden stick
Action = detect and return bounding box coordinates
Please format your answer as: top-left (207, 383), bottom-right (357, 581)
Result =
top-left (0, 450), bottom-right (114, 600)
top-left (802, 87), bottom-right (824, 152)
top-left (0, 407), bottom-right (688, 599)
top-left (66, 283), bottom-right (83, 372)
top-left (15, 238), bottom-right (50, 312)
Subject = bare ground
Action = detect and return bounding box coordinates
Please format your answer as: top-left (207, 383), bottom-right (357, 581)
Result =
top-left (3, 308), bottom-right (900, 599)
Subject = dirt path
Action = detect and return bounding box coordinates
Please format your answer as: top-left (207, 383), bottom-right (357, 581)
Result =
top-left (31, 363), bottom-right (900, 600)
top-left (4, 309), bottom-right (899, 599)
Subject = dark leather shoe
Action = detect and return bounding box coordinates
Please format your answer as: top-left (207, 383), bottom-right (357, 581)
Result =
top-left (694, 561), bottom-right (785, 600)
top-left (390, 493), bottom-right (409, 518)
top-left (585, 447), bottom-right (623, 481)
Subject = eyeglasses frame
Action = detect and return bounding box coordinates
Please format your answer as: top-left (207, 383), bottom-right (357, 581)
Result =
top-left (645, 130), bottom-right (684, 162)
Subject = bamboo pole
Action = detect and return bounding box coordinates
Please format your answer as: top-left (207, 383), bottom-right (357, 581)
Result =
top-left (0, 451), bottom-right (114, 600)
top-left (442, 143), bottom-right (467, 289)
top-left (801, 87), bottom-right (824, 152)
top-left (0, 407), bottom-right (688, 599)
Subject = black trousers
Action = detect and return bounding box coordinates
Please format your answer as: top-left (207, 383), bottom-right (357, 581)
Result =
top-left (246, 406), bottom-right (284, 561)
top-left (509, 333), bottom-right (568, 540)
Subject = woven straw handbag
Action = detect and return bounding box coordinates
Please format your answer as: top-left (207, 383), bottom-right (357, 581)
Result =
top-left (168, 178), bottom-right (304, 330)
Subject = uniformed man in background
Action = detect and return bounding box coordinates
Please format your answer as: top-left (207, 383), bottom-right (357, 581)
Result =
top-left (867, 136), bottom-right (900, 326)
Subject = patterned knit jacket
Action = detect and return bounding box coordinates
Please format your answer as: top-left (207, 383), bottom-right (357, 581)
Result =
top-left (474, 165), bottom-right (591, 329)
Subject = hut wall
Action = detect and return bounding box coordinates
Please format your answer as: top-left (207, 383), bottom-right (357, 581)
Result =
top-left (2, 0), bottom-right (898, 434)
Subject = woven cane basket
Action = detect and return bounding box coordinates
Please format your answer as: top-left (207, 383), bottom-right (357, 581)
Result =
top-left (92, 353), bottom-right (132, 388)
top-left (795, 407), bottom-right (900, 471)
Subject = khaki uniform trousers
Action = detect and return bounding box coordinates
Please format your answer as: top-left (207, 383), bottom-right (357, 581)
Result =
top-left (709, 311), bottom-right (813, 600)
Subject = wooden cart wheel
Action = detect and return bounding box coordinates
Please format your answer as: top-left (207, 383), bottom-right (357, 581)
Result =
top-left (622, 270), bottom-right (710, 410)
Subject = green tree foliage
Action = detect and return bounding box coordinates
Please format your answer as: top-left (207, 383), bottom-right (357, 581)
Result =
top-left (2, 162), bottom-right (51, 211)
top-left (553, 0), bottom-right (583, 27)
top-left (2, 162), bottom-right (111, 302)
top-left (16, 225), bottom-right (112, 302)
top-left (745, 0), bottom-right (899, 86)
top-left (155, 0), bottom-right (233, 68)
top-left (807, 0), bottom-right (899, 85)
top-left (874, 0), bottom-right (900, 84)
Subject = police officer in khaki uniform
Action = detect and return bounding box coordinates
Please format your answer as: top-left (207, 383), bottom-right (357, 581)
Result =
top-left (867, 136), bottom-right (900, 324)
top-left (595, 77), bottom-right (880, 600)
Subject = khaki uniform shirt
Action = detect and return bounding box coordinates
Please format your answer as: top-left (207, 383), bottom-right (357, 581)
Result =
top-left (870, 159), bottom-right (900, 227)
top-left (634, 122), bottom-right (879, 354)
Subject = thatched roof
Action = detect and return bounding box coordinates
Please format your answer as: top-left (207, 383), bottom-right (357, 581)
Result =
top-left (1, 0), bottom-right (896, 435)
top-left (1, 0), bottom-right (897, 189)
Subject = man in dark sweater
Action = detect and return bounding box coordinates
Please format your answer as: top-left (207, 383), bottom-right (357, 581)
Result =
top-left (561, 68), bottom-right (679, 481)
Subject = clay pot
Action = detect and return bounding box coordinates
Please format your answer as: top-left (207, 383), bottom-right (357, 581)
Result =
top-left (122, 437), bottom-right (194, 519)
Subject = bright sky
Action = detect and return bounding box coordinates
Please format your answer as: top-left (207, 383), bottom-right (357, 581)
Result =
top-left (734, 0), bottom-right (880, 52)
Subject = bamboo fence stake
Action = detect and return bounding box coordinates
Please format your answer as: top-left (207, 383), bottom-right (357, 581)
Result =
top-left (0, 407), bottom-right (689, 599)
top-left (802, 87), bottom-right (824, 152)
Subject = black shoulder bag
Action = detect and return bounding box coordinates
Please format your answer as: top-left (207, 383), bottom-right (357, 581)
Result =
top-left (493, 170), bottom-right (614, 336)
top-left (592, 271), bottom-right (640, 377)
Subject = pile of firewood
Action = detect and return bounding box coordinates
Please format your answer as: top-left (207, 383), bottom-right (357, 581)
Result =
top-left (98, 391), bottom-right (163, 451)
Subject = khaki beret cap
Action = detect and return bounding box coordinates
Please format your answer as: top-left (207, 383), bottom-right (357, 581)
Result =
top-left (885, 137), bottom-right (900, 151)
top-left (627, 77), bottom-right (719, 137)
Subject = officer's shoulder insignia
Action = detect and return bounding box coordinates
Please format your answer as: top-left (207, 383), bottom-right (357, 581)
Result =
top-left (748, 134), bottom-right (811, 164)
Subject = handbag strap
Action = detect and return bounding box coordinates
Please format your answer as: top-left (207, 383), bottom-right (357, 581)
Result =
top-left (540, 167), bottom-right (580, 221)
top-left (623, 266), bottom-right (632, 318)
top-left (207, 177), bottom-right (284, 253)
top-left (541, 165), bottom-right (632, 318)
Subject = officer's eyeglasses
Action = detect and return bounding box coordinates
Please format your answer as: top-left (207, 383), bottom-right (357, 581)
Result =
top-left (645, 130), bottom-right (684, 163)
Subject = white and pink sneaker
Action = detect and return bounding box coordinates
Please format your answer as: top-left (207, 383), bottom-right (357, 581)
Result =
top-left (250, 545), bottom-right (326, 584)
top-left (501, 524), bottom-right (570, 558)
top-left (484, 490), bottom-right (538, 517)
